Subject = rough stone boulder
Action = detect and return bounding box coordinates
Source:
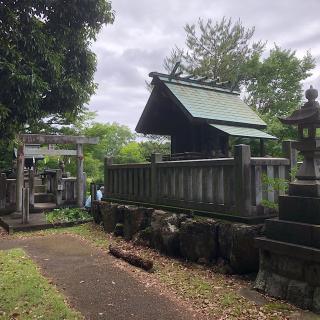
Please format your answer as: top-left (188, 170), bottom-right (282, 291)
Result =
top-left (179, 218), bottom-right (218, 264)
top-left (123, 206), bottom-right (154, 241)
top-left (219, 223), bottom-right (263, 274)
top-left (149, 210), bottom-right (186, 256)
top-left (100, 202), bottom-right (118, 233)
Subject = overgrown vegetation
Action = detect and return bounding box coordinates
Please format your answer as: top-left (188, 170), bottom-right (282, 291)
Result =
top-left (46, 208), bottom-right (92, 224)
top-left (261, 173), bottom-right (288, 210)
top-left (0, 1), bottom-right (114, 142)
top-left (0, 248), bottom-right (82, 319)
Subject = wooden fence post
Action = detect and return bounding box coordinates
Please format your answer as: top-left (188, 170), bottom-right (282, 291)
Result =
top-left (282, 140), bottom-right (298, 180)
top-left (22, 187), bottom-right (29, 224)
top-left (55, 169), bottom-right (63, 206)
top-left (90, 182), bottom-right (97, 208)
top-left (16, 144), bottom-right (25, 212)
top-left (83, 172), bottom-right (87, 204)
top-left (0, 173), bottom-right (6, 209)
top-left (76, 143), bottom-right (84, 207)
top-left (234, 144), bottom-right (252, 216)
top-left (29, 169), bottom-right (35, 208)
top-left (151, 153), bottom-right (162, 203)
top-left (104, 157), bottom-right (113, 198)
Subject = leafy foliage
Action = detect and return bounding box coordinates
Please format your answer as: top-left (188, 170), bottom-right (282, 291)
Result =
top-left (0, 0), bottom-right (114, 139)
top-left (139, 135), bottom-right (171, 160)
top-left (246, 46), bottom-right (315, 117)
top-left (246, 46), bottom-right (315, 155)
top-left (114, 142), bottom-right (145, 164)
top-left (46, 208), bottom-right (91, 224)
top-left (164, 17), bottom-right (265, 88)
top-left (260, 172), bottom-right (291, 210)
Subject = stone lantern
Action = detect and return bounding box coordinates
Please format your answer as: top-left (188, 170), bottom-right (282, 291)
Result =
top-left (278, 86), bottom-right (320, 223)
top-left (254, 86), bottom-right (320, 312)
top-left (281, 86), bottom-right (320, 198)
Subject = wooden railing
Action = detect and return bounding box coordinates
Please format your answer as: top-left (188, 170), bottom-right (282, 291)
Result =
top-left (62, 177), bottom-right (77, 203)
top-left (104, 143), bottom-right (296, 217)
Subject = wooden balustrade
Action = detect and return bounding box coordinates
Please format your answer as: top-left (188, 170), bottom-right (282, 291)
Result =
top-left (104, 143), bottom-right (294, 217)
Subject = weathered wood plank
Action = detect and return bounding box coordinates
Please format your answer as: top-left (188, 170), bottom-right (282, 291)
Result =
top-left (212, 167), bottom-right (224, 204)
top-left (158, 158), bottom-right (234, 168)
top-left (20, 134), bottom-right (99, 145)
top-left (267, 165), bottom-right (275, 202)
top-left (25, 148), bottom-right (77, 156)
top-left (278, 165), bottom-right (286, 196)
top-left (254, 165), bottom-right (263, 206)
top-left (134, 168), bottom-right (139, 197)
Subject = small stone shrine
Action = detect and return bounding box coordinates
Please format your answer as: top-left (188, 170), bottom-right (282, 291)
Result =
top-left (255, 86), bottom-right (320, 312)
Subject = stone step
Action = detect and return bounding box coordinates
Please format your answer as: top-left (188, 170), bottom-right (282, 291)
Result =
top-left (33, 202), bottom-right (57, 212)
top-left (34, 178), bottom-right (43, 186)
top-left (34, 193), bottom-right (55, 203)
top-left (35, 185), bottom-right (46, 193)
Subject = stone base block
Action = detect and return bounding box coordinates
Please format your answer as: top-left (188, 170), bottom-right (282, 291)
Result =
top-left (289, 180), bottom-right (320, 198)
top-left (255, 249), bottom-right (320, 313)
top-left (279, 195), bottom-right (320, 224)
top-left (265, 218), bottom-right (320, 249)
top-left (255, 239), bottom-right (320, 313)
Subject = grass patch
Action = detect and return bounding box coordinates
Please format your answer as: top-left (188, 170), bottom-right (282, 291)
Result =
top-left (0, 248), bottom-right (82, 319)
top-left (45, 208), bottom-right (91, 224)
top-left (14, 223), bottom-right (110, 249)
top-left (263, 302), bottom-right (293, 313)
top-left (220, 291), bottom-right (239, 307)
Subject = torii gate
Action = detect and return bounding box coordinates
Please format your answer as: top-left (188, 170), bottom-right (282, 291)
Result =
top-left (16, 134), bottom-right (99, 212)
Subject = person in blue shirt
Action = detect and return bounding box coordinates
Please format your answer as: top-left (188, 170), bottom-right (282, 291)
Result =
top-left (85, 186), bottom-right (104, 209)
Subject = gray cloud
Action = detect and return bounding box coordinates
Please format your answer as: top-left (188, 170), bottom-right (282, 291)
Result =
top-left (88, 0), bottom-right (320, 130)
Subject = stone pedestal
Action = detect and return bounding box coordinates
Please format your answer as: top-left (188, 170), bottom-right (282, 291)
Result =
top-left (255, 195), bottom-right (320, 312)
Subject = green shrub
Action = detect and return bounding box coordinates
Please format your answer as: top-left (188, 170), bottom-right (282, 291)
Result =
top-left (46, 208), bottom-right (91, 224)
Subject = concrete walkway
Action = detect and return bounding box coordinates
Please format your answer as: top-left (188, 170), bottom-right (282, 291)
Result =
top-left (0, 234), bottom-right (194, 320)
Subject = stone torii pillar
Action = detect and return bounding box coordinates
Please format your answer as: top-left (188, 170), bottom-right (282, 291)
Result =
top-left (16, 144), bottom-right (25, 212)
top-left (76, 143), bottom-right (84, 207)
top-left (19, 134), bottom-right (99, 209)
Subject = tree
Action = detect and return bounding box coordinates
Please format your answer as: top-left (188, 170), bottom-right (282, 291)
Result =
top-left (0, 0), bottom-right (114, 140)
top-left (139, 135), bottom-right (171, 160)
top-left (246, 46), bottom-right (315, 117)
top-left (245, 46), bottom-right (315, 155)
top-left (115, 142), bottom-right (145, 164)
top-left (83, 122), bottom-right (136, 161)
top-left (164, 17), bottom-right (265, 89)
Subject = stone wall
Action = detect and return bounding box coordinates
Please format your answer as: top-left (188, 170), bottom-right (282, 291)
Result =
top-left (93, 201), bottom-right (263, 274)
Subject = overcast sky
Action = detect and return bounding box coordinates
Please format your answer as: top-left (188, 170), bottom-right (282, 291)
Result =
top-left (89, 0), bottom-right (320, 130)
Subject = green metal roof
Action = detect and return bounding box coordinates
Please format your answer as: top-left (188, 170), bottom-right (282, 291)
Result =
top-left (161, 77), bottom-right (266, 128)
top-left (210, 124), bottom-right (277, 140)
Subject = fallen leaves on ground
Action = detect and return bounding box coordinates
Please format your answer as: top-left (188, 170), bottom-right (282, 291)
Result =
top-left (2, 223), bottom-right (312, 320)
